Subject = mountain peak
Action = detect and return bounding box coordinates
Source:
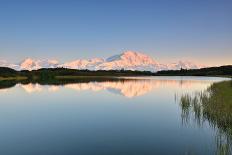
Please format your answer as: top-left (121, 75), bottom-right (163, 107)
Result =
top-left (121, 51), bottom-right (140, 56)
top-left (20, 58), bottom-right (38, 70)
top-left (166, 60), bottom-right (206, 70)
top-left (0, 51), bottom-right (204, 72)
top-left (60, 58), bottom-right (104, 70)
top-left (20, 58), bottom-right (59, 71)
top-left (98, 51), bottom-right (158, 71)
top-left (122, 51), bottom-right (157, 64)
top-left (107, 51), bottom-right (157, 63)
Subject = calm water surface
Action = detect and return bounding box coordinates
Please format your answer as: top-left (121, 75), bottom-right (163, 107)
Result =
top-left (0, 76), bottom-right (229, 155)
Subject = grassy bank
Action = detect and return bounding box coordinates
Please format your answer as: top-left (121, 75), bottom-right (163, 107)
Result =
top-left (180, 80), bottom-right (232, 129)
top-left (0, 76), bottom-right (28, 81)
top-left (179, 80), bottom-right (232, 154)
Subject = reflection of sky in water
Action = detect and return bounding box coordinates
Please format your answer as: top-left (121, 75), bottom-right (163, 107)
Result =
top-left (0, 76), bottom-right (229, 155)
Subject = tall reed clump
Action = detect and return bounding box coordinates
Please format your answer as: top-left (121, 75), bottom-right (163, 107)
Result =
top-left (179, 80), bottom-right (232, 155)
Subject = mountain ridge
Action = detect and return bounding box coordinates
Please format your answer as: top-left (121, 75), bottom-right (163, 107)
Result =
top-left (0, 51), bottom-right (205, 72)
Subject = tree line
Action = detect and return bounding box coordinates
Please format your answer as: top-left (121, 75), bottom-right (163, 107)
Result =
top-left (0, 65), bottom-right (231, 79)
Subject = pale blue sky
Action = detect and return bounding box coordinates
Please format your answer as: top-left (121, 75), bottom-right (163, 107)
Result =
top-left (0, 0), bottom-right (231, 65)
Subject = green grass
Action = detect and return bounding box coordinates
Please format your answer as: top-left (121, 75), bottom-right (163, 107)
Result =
top-left (0, 76), bottom-right (28, 81)
top-left (179, 80), bottom-right (232, 154)
top-left (209, 80), bottom-right (232, 104)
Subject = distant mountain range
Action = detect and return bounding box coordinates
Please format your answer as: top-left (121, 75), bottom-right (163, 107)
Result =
top-left (0, 51), bottom-right (205, 72)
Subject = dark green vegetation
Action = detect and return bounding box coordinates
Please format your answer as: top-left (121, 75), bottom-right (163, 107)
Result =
top-left (179, 80), bottom-right (232, 155)
top-left (0, 67), bottom-right (153, 80)
top-left (0, 65), bottom-right (231, 81)
top-left (156, 65), bottom-right (232, 76)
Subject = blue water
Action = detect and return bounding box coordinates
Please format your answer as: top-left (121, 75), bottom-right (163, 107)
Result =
top-left (0, 76), bottom-right (228, 155)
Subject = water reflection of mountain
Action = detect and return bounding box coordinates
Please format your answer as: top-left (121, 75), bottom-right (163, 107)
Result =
top-left (0, 78), bottom-right (215, 98)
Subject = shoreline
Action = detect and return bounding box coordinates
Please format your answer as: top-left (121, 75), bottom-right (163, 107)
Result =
top-left (0, 75), bottom-right (231, 82)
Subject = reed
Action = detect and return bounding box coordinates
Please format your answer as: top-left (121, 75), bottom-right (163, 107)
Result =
top-left (179, 80), bottom-right (232, 155)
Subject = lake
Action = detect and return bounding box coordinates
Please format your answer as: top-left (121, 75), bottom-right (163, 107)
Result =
top-left (0, 76), bottom-right (230, 155)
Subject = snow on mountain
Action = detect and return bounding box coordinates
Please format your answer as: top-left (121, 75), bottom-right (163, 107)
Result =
top-left (0, 51), bottom-right (204, 72)
top-left (166, 61), bottom-right (205, 70)
top-left (98, 51), bottom-right (204, 71)
top-left (59, 58), bottom-right (104, 70)
top-left (19, 58), bottom-right (59, 71)
top-left (97, 51), bottom-right (160, 71)
top-left (0, 60), bottom-right (19, 69)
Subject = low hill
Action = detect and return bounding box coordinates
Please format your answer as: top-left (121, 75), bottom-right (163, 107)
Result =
top-left (155, 65), bottom-right (232, 76)
top-left (0, 67), bottom-right (19, 77)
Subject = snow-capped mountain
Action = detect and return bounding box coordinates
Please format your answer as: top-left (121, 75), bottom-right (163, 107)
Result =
top-left (0, 60), bottom-right (19, 69)
top-left (166, 61), bottom-right (205, 70)
top-left (19, 58), bottom-right (59, 70)
top-left (96, 51), bottom-right (160, 72)
top-left (0, 51), bottom-right (205, 72)
top-left (59, 58), bottom-right (104, 70)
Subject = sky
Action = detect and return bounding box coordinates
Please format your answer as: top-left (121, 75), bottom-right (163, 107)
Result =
top-left (0, 0), bottom-right (231, 66)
